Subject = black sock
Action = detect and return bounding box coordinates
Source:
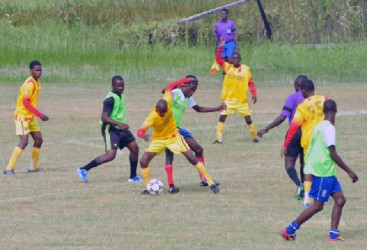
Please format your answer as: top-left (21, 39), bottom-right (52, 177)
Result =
top-left (81, 158), bottom-right (101, 171)
top-left (129, 157), bottom-right (138, 178)
top-left (286, 167), bottom-right (301, 187)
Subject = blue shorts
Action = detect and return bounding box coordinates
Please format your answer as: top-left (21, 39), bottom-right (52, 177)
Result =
top-left (220, 40), bottom-right (237, 58)
top-left (309, 176), bottom-right (342, 202)
top-left (178, 128), bottom-right (193, 139)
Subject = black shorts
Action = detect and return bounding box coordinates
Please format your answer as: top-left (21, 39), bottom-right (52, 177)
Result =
top-left (285, 127), bottom-right (303, 158)
top-left (102, 128), bottom-right (135, 151)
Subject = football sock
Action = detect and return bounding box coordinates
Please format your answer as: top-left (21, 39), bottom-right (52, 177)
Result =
top-left (300, 164), bottom-right (305, 183)
top-left (6, 147), bottom-right (23, 171)
top-left (304, 180), bottom-right (312, 204)
top-left (165, 165), bottom-right (174, 186)
top-left (329, 228), bottom-right (340, 239)
top-left (216, 122), bottom-right (224, 142)
top-left (286, 221), bottom-right (300, 234)
top-left (195, 162), bottom-right (214, 185)
top-left (248, 123), bottom-right (257, 140)
top-left (129, 156), bottom-right (138, 178)
top-left (197, 157), bottom-right (206, 182)
top-left (29, 147), bottom-right (40, 171)
top-left (82, 157), bottom-right (102, 171)
top-left (286, 167), bottom-right (301, 186)
top-left (141, 167), bottom-right (150, 186)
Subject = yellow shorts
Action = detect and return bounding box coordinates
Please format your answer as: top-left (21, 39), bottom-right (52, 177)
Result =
top-left (220, 99), bottom-right (252, 116)
top-left (145, 135), bottom-right (190, 155)
top-left (14, 116), bottom-right (40, 135)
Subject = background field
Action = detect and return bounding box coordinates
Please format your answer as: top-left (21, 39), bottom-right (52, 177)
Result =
top-left (0, 81), bottom-right (366, 249)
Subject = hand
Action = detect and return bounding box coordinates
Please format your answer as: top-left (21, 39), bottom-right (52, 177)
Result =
top-left (252, 96), bottom-right (257, 104)
top-left (219, 39), bottom-right (225, 47)
top-left (118, 123), bottom-right (129, 130)
top-left (40, 114), bottom-right (49, 121)
top-left (280, 147), bottom-right (287, 158)
top-left (257, 129), bottom-right (267, 137)
top-left (348, 170), bottom-right (358, 183)
top-left (143, 133), bottom-right (151, 142)
top-left (218, 103), bottom-right (226, 111)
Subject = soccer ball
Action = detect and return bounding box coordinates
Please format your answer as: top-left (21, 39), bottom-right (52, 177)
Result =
top-left (147, 179), bottom-right (163, 195)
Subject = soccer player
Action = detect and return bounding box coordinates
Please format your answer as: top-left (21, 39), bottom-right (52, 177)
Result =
top-left (281, 79), bottom-right (327, 206)
top-left (257, 75), bottom-right (308, 200)
top-left (3, 60), bottom-right (49, 175)
top-left (163, 75), bottom-right (226, 193)
top-left (76, 76), bottom-right (142, 183)
top-left (214, 8), bottom-right (238, 63)
top-left (280, 99), bottom-right (358, 242)
top-left (137, 77), bottom-right (220, 195)
top-left (214, 39), bottom-right (259, 144)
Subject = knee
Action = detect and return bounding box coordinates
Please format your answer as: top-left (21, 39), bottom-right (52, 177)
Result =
top-left (336, 196), bottom-right (346, 207)
top-left (194, 146), bottom-right (203, 156)
top-left (139, 158), bottom-right (147, 168)
top-left (34, 138), bottom-right (43, 147)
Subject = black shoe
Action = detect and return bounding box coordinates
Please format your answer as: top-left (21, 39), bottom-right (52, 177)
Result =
top-left (210, 183), bottom-right (220, 193)
top-left (140, 189), bottom-right (150, 195)
top-left (168, 185), bottom-right (179, 194)
top-left (200, 180), bottom-right (220, 187)
top-left (27, 169), bottom-right (40, 173)
top-left (253, 138), bottom-right (259, 143)
top-left (213, 140), bottom-right (222, 144)
top-left (3, 169), bottom-right (15, 175)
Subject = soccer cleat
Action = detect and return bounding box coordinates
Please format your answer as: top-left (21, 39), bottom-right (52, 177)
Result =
top-left (3, 169), bottom-right (15, 175)
top-left (168, 185), bottom-right (179, 194)
top-left (253, 138), bottom-right (259, 143)
top-left (28, 169), bottom-right (40, 173)
top-left (77, 168), bottom-right (88, 183)
top-left (210, 183), bottom-right (220, 193)
top-left (200, 180), bottom-right (220, 187)
top-left (280, 229), bottom-right (296, 241)
top-left (128, 176), bottom-right (143, 182)
top-left (213, 140), bottom-right (222, 144)
top-left (296, 184), bottom-right (304, 200)
top-left (327, 235), bottom-right (344, 242)
top-left (140, 189), bottom-right (150, 195)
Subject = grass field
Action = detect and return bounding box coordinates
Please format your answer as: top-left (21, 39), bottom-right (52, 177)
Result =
top-left (0, 80), bottom-right (366, 249)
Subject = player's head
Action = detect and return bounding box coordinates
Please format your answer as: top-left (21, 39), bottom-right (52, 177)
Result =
top-left (156, 99), bottom-right (168, 117)
top-left (294, 75), bottom-right (308, 92)
top-left (111, 75), bottom-right (125, 95)
top-left (220, 9), bottom-right (228, 21)
top-left (300, 79), bottom-right (315, 98)
top-left (231, 52), bottom-right (241, 67)
top-left (323, 99), bottom-right (337, 124)
top-left (182, 75), bottom-right (198, 97)
top-left (29, 60), bottom-right (42, 79)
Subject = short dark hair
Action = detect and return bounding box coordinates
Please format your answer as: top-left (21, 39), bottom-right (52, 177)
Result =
top-left (294, 75), bottom-right (308, 85)
top-left (301, 79), bottom-right (315, 92)
top-left (29, 60), bottom-right (42, 70)
top-left (221, 8), bottom-right (228, 14)
top-left (323, 99), bottom-right (337, 114)
top-left (112, 75), bottom-right (123, 85)
top-left (185, 75), bottom-right (198, 86)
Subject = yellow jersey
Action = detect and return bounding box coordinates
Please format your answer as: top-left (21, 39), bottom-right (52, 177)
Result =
top-left (14, 76), bottom-right (41, 120)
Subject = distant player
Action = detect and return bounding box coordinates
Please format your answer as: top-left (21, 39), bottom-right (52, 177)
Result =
top-left (280, 99), bottom-right (358, 242)
top-left (137, 77), bottom-right (220, 195)
top-left (4, 60), bottom-right (49, 175)
top-left (214, 39), bottom-right (259, 144)
top-left (76, 76), bottom-right (142, 183)
top-left (257, 75), bottom-right (307, 199)
top-left (163, 75), bottom-right (226, 193)
top-left (281, 79), bottom-right (327, 206)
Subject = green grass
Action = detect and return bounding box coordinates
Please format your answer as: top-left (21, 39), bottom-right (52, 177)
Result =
top-left (0, 83), bottom-right (366, 249)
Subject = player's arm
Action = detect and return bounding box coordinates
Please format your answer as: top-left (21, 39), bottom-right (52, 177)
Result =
top-left (329, 146), bottom-right (358, 183)
top-left (165, 78), bottom-right (195, 93)
top-left (257, 114), bottom-right (287, 137)
top-left (137, 115), bottom-right (153, 142)
top-left (216, 40), bottom-right (225, 68)
top-left (101, 97), bottom-right (129, 130)
top-left (22, 84), bottom-right (48, 121)
top-left (248, 77), bottom-right (257, 104)
top-left (192, 103), bottom-right (226, 113)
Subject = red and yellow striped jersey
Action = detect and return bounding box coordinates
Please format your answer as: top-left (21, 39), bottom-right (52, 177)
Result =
top-left (14, 76), bottom-right (41, 119)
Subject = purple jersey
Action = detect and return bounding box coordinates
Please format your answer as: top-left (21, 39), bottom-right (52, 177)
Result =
top-left (214, 19), bottom-right (236, 43)
top-left (281, 91), bottom-right (304, 125)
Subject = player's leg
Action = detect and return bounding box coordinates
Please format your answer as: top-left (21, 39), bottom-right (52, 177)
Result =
top-left (214, 115), bottom-right (227, 144)
top-left (328, 177), bottom-right (345, 241)
top-left (28, 130), bottom-right (43, 172)
top-left (139, 151), bottom-right (157, 188)
top-left (164, 149), bottom-right (179, 193)
top-left (244, 116), bottom-right (258, 142)
top-left (125, 140), bottom-right (142, 182)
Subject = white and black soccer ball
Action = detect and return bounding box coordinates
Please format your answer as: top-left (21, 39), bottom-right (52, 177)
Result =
top-left (147, 178), bottom-right (163, 195)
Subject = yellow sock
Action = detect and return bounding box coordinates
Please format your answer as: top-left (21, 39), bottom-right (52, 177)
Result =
top-left (29, 147), bottom-right (40, 171)
top-left (216, 122), bottom-right (224, 142)
top-left (6, 147), bottom-right (23, 171)
top-left (195, 162), bottom-right (214, 185)
top-left (304, 180), bottom-right (312, 204)
top-left (248, 123), bottom-right (257, 140)
top-left (141, 167), bottom-right (151, 186)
